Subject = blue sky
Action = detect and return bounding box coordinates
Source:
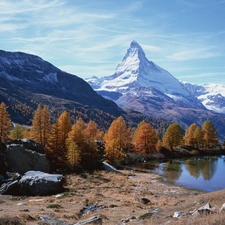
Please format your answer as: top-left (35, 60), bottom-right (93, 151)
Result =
top-left (1, 0), bottom-right (225, 85)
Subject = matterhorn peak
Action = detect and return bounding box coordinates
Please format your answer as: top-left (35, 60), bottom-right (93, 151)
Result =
top-left (123, 40), bottom-right (146, 60)
top-left (130, 40), bottom-right (144, 51)
top-left (92, 41), bottom-right (192, 100)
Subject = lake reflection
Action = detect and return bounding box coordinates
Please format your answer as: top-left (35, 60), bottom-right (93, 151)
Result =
top-left (154, 155), bottom-right (225, 192)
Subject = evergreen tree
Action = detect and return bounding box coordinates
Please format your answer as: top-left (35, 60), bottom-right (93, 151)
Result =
top-left (10, 123), bottom-right (24, 139)
top-left (104, 116), bottom-right (131, 163)
top-left (162, 122), bottom-right (183, 150)
top-left (0, 102), bottom-right (11, 142)
top-left (134, 122), bottom-right (158, 153)
top-left (202, 120), bottom-right (218, 148)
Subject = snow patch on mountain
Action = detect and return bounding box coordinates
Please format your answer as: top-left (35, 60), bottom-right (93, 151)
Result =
top-left (183, 83), bottom-right (225, 114)
top-left (43, 72), bottom-right (58, 83)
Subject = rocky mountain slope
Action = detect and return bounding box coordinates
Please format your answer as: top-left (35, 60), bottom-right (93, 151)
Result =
top-left (0, 49), bottom-right (169, 133)
top-left (0, 50), bottom-right (126, 127)
top-left (86, 41), bottom-right (225, 139)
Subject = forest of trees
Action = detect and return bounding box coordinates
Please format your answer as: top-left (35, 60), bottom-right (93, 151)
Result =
top-left (0, 102), bottom-right (221, 171)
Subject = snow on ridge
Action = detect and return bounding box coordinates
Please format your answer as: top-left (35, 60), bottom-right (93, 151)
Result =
top-left (42, 72), bottom-right (58, 83)
top-left (183, 82), bottom-right (225, 113)
top-left (97, 41), bottom-right (191, 98)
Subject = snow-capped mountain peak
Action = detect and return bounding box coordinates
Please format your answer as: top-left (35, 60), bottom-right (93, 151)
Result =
top-left (87, 41), bottom-right (201, 108)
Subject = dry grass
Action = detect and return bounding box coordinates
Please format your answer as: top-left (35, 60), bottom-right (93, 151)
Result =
top-left (1, 170), bottom-right (225, 224)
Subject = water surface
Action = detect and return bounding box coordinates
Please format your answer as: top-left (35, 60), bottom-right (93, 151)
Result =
top-left (153, 155), bottom-right (225, 192)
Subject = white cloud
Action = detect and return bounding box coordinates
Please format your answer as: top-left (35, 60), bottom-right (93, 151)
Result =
top-left (168, 47), bottom-right (221, 61)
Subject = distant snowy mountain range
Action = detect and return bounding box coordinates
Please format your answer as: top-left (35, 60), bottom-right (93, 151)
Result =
top-left (86, 41), bottom-right (225, 138)
top-left (183, 83), bottom-right (225, 114)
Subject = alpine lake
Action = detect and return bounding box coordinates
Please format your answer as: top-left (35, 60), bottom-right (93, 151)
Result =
top-left (138, 155), bottom-right (225, 192)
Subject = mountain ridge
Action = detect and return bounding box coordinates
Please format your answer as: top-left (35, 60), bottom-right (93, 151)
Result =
top-left (0, 49), bottom-right (170, 136)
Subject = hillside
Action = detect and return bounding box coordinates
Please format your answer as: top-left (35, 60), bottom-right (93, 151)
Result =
top-left (0, 49), bottom-right (169, 134)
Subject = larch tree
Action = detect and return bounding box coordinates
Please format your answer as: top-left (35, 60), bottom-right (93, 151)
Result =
top-left (83, 120), bottom-right (104, 168)
top-left (66, 122), bottom-right (85, 150)
top-left (83, 120), bottom-right (103, 141)
top-left (193, 126), bottom-right (204, 149)
top-left (201, 120), bottom-right (218, 148)
top-left (57, 110), bottom-right (72, 150)
top-left (46, 120), bottom-right (62, 166)
top-left (42, 105), bottom-right (51, 148)
top-left (183, 123), bottom-right (202, 148)
top-left (162, 122), bottom-right (183, 150)
top-left (0, 102), bottom-right (11, 142)
top-left (134, 122), bottom-right (158, 154)
top-left (104, 116), bottom-right (131, 163)
top-left (31, 104), bottom-right (42, 144)
top-left (31, 105), bottom-right (51, 147)
top-left (75, 117), bottom-right (86, 130)
top-left (67, 141), bottom-right (81, 168)
top-left (132, 120), bottom-right (145, 143)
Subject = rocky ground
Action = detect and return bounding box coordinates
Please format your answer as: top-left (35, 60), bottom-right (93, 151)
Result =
top-left (1, 169), bottom-right (225, 225)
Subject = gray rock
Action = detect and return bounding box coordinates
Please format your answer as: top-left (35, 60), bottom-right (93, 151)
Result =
top-left (74, 215), bottom-right (102, 225)
top-left (192, 203), bottom-right (214, 216)
top-left (40, 214), bottom-right (69, 225)
top-left (220, 203), bottom-right (225, 212)
top-left (21, 138), bottom-right (45, 154)
top-left (5, 145), bottom-right (49, 174)
top-left (173, 211), bottom-right (185, 218)
top-left (0, 179), bottom-right (19, 195)
top-left (0, 153), bottom-right (8, 177)
top-left (102, 161), bottom-right (117, 172)
top-left (121, 216), bottom-right (136, 223)
top-left (18, 171), bottom-right (65, 196)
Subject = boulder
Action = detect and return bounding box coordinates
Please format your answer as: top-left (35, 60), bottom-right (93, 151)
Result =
top-left (40, 215), bottom-right (69, 225)
top-left (173, 211), bottom-right (185, 218)
top-left (74, 215), bottom-right (102, 225)
top-left (5, 145), bottom-right (49, 174)
top-left (21, 138), bottom-right (45, 154)
top-left (18, 171), bottom-right (65, 196)
top-left (0, 180), bottom-right (19, 195)
top-left (0, 154), bottom-right (8, 178)
top-left (0, 142), bottom-right (7, 153)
